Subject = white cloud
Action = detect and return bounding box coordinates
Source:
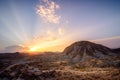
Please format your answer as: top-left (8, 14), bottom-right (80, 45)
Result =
top-left (58, 27), bottom-right (64, 35)
top-left (36, 0), bottom-right (61, 24)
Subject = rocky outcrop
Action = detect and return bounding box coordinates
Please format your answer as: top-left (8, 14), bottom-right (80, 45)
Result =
top-left (0, 63), bottom-right (57, 80)
top-left (63, 41), bottom-right (116, 64)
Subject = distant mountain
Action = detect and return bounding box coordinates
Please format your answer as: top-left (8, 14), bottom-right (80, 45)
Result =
top-left (63, 41), bottom-right (115, 62)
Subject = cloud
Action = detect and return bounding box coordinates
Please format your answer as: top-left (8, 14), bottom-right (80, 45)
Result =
top-left (92, 36), bottom-right (120, 48)
top-left (46, 30), bottom-right (57, 41)
top-left (58, 27), bottom-right (64, 35)
top-left (0, 45), bottom-right (28, 53)
top-left (36, 0), bottom-right (61, 24)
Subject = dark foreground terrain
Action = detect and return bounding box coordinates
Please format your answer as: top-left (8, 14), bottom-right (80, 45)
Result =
top-left (0, 52), bottom-right (120, 80)
top-left (0, 41), bottom-right (120, 80)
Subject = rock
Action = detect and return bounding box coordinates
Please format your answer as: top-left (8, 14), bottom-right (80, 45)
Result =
top-left (16, 78), bottom-right (24, 80)
top-left (63, 41), bottom-right (115, 62)
top-left (34, 71), bottom-right (42, 76)
top-left (10, 72), bottom-right (16, 77)
top-left (2, 77), bottom-right (9, 80)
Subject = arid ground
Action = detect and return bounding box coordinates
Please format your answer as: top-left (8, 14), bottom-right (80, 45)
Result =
top-left (0, 51), bottom-right (120, 80)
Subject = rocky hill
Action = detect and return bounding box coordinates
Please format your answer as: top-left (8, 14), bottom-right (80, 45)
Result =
top-left (63, 41), bottom-right (120, 67)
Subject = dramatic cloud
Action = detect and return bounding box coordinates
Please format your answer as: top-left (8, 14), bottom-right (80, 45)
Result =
top-left (0, 45), bottom-right (28, 53)
top-left (36, 0), bottom-right (61, 24)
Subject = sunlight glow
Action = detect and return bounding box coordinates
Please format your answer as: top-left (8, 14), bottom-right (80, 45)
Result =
top-left (27, 36), bottom-right (72, 52)
top-left (29, 47), bottom-right (37, 52)
top-left (0, 0), bottom-right (71, 53)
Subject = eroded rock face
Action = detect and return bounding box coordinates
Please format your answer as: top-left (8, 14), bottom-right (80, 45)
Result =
top-left (63, 41), bottom-right (115, 63)
top-left (0, 63), bottom-right (57, 80)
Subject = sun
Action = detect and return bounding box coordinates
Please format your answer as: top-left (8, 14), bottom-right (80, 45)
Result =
top-left (29, 47), bottom-right (37, 52)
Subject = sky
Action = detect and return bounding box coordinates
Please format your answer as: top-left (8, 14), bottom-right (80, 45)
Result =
top-left (0, 0), bottom-right (120, 52)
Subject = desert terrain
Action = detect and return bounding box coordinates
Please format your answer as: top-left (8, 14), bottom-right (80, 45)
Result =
top-left (0, 41), bottom-right (120, 80)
